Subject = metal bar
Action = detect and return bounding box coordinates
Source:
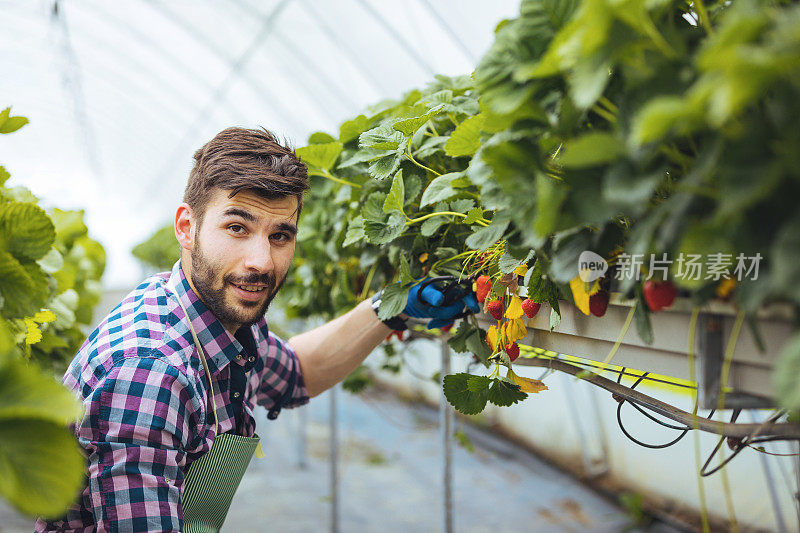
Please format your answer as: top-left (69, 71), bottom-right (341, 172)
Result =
top-left (563, 377), bottom-right (594, 475)
top-left (515, 357), bottom-right (800, 439)
top-left (440, 339), bottom-right (453, 533)
top-left (297, 404), bottom-right (308, 468)
top-left (587, 384), bottom-right (610, 476)
top-left (329, 384), bottom-right (340, 533)
top-left (697, 313), bottom-right (724, 409)
top-left (51, 0), bottom-right (104, 185)
top-left (748, 411), bottom-right (787, 533)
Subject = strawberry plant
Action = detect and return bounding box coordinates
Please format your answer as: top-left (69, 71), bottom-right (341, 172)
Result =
top-left (135, 0), bottom-right (800, 414)
top-left (0, 107), bottom-right (96, 518)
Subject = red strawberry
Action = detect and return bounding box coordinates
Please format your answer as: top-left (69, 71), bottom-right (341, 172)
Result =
top-left (521, 299), bottom-right (540, 318)
top-left (487, 299), bottom-right (504, 320)
top-left (644, 280), bottom-right (677, 312)
top-left (476, 275), bottom-right (491, 303)
top-left (589, 290), bottom-right (610, 317)
top-left (506, 342), bottom-right (520, 362)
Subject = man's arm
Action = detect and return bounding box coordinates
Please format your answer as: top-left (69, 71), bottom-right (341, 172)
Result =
top-left (288, 298), bottom-right (392, 398)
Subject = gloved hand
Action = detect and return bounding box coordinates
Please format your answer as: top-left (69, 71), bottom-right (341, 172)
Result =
top-left (373, 276), bottom-right (479, 330)
top-left (403, 280), bottom-right (480, 329)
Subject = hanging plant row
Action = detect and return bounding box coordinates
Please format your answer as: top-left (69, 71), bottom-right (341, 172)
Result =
top-left (133, 0), bottom-right (800, 413)
top-left (283, 0), bottom-right (800, 414)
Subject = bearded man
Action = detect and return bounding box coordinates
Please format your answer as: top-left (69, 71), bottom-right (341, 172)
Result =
top-left (35, 127), bottom-right (478, 532)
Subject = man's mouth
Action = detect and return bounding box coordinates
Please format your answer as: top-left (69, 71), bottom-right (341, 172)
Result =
top-left (233, 284), bottom-right (267, 293)
top-left (229, 281), bottom-right (271, 302)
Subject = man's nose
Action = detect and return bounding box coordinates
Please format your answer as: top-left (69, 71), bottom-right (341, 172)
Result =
top-left (243, 240), bottom-right (274, 272)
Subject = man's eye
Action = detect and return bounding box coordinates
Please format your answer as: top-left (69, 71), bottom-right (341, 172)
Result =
top-left (271, 232), bottom-right (290, 242)
top-left (228, 224), bottom-right (245, 234)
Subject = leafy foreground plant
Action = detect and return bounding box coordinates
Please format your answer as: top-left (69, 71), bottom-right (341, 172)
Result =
top-left (0, 107), bottom-right (100, 518)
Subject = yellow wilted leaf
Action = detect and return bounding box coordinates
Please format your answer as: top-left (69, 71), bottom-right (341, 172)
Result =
top-left (32, 309), bottom-right (56, 324)
top-left (503, 318), bottom-right (527, 343)
top-left (513, 264), bottom-right (528, 276)
top-left (507, 367), bottom-right (548, 393)
top-left (569, 276), bottom-right (591, 316)
top-left (716, 277), bottom-right (736, 298)
top-left (419, 252), bottom-right (428, 263)
top-left (486, 325), bottom-right (499, 352)
top-left (24, 317), bottom-right (42, 345)
top-left (505, 295), bottom-right (524, 319)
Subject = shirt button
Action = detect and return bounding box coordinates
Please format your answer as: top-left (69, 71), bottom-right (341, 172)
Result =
top-left (248, 356), bottom-right (255, 363)
top-left (233, 392), bottom-right (241, 398)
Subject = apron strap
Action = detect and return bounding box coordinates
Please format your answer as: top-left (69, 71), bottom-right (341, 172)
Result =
top-left (165, 278), bottom-right (220, 433)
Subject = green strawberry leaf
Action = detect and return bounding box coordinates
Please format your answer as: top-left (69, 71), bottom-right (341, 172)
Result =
top-left (342, 216), bottom-right (366, 247)
top-left (420, 172), bottom-right (464, 207)
top-left (421, 216), bottom-right (447, 237)
top-left (399, 254), bottom-right (414, 286)
top-left (369, 151), bottom-right (404, 180)
top-left (0, 252), bottom-right (49, 319)
top-left (378, 283), bottom-right (409, 320)
top-left (558, 132), bottom-right (624, 168)
top-left (296, 141), bottom-right (343, 170)
top-left (445, 114), bottom-right (485, 157)
top-left (359, 124), bottom-right (405, 151)
top-left (392, 104), bottom-right (445, 136)
top-left (449, 199), bottom-right (475, 214)
top-left (443, 373), bottom-right (490, 415)
top-left (383, 170), bottom-right (406, 216)
top-left (364, 213), bottom-right (405, 245)
top-left (0, 202), bottom-right (56, 261)
top-left (465, 212), bottom-right (510, 250)
top-left (339, 114), bottom-right (370, 144)
top-left (447, 320), bottom-right (473, 353)
top-left (488, 378), bottom-right (527, 407)
top-left (0, 107), bottom-right (29, 134)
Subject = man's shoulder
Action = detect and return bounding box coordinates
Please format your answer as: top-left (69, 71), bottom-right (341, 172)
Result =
top-left (67, 271), bottom-right (196, 394)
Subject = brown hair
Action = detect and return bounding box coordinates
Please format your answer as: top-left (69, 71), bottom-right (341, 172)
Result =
top-left (183, 127), bottom-right (309, 223)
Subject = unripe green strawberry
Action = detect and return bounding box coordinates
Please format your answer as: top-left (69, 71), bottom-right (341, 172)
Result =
top-left (487, 299), bottom-right (504, 320)
top-left (506, 342), bottom-right (520, 362)
top-left (589, 290), bottom-right (610, 317)
top-left (476, 275), bottom-right (491, 303)
top-left (521, 299), bottom-right (540, 318)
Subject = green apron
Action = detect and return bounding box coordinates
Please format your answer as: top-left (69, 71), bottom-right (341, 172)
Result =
top-left (167, 278), bottom-right (261, 533)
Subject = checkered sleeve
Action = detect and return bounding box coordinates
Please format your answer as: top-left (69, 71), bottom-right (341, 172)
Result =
top-left (82, 356), bottom-right (201, 532)
top-left (254, 332), bottom-right (309, 412)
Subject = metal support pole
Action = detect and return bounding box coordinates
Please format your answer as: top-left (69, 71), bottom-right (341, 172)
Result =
top-left (586, 384), bottom-right (610, 476)
top-left (564, 377), bottom-right (594, 476)
top-left (748, 411), bottom-right (787, 532)
top-left (329, 385), bottom-right (340, 533)
top-left (440, 340), bottom-right (453, 533)
top-left (297, 404), bottom-right (308, 468)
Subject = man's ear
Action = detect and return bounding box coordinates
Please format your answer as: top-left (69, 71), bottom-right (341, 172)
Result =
top-left (175, 203), bottom-right (195, 252)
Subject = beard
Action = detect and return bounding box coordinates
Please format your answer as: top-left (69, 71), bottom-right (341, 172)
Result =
top-left (189, 235), bottom-right (286, 330)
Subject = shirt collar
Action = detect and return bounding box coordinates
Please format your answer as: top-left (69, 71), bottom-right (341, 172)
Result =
top-left (166, 260), bottom-right (248, 375)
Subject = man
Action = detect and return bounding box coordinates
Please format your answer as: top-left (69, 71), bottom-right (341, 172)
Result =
top-left (36, 127), bottom-right (477, 532)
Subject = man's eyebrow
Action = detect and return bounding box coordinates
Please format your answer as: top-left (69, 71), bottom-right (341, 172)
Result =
top-left (278, 222), bottom-right (298, 236)
top-left (221, 207), bottom-right (256, 222)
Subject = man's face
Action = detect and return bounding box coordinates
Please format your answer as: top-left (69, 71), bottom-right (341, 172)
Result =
top-left (184, 189), bottom-right (298, 333)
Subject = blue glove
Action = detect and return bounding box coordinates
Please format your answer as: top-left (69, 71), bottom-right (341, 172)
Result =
top-left (403, 277), bottom-right (480, 330)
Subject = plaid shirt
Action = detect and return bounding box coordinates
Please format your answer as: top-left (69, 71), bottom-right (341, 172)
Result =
top-left (35, 261), bottom-right (309, 532)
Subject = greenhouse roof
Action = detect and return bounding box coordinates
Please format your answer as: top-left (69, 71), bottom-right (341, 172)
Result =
top-left (2, 0), bottom-right (517, 286)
